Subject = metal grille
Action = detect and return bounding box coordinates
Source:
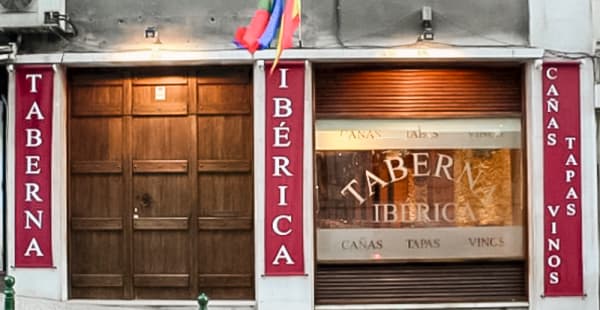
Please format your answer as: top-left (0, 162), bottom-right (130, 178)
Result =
top-left (316, 261), bottom-right (527, 304)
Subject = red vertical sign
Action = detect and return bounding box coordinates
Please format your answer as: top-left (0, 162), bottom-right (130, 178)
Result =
top-left (542, 62), bottom-right (583, 296)
top-left (15, 65), bottom-right (54, 267)
top-left (265, 62), bottom-right (305, 275)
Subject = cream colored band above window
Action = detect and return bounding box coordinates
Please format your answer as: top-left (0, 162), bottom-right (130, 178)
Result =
top-left (316, 118), bottom-right (521, 150)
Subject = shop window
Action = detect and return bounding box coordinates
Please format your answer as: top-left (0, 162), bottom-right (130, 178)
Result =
top-left (314, 65), bottom-right (526, 304)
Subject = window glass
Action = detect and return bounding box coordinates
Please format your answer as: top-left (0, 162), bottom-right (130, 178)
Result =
top-left (316, 118), bottom-right (523, 262)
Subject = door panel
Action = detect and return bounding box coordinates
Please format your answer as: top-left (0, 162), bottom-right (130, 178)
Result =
top-left (197, 116), bottom-right (252, 160)
top-left (69, 67), bottom-right (253, 299)
top-left (197, 84), bottom-right (251, 114)
top-left (132, 117), bottom-right (192, 159)
top-left (69, 73), bottom-right (127, 298)
top-left (70, 232), bottom-right (125, 298)
top-left (70, 74), bottom-right (124, 116)
top-left (131, 74), bottom-right (195, 296)
top-left (70, 118), bottom-right (123, 162)
top-left (197, 231), bottom-right (254, 299)
top-left (195, 68), bottom-right (253, 299)
top-left (132, 73), bottom-right (189, 115)
top-left (198, 174), bottom-right (252, 217)
top-left (132, 230), bottom-right (190, 298)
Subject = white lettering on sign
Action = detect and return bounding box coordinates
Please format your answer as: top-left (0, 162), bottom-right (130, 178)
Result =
top-left (550, 271), bottom-right (560, 285)
top-left (565, 154), bottom-right (578, 166)
top-left (25, 102), bottom-right (45, 120)
top-left (340, 179), bottom-right (366, 205)
top-left (16, 68), bottom-right (55, 267)
top-left (265, 64), bottom-right (304, 274)
top-left (273, 97), bottom-right (292, 117)
top-left (565, 187), bottom-right (578, 200)
top-left (412, 152), bottom-right (431, 176)
top-left (547, 98), bottom-right (559, 113)
top-left (25, 74), bottom-right (42, 93)
top-left (548, 255), bottom-right (562, 268)
top-left (565, 137), bottom-right (576, 149)
top-left (272, 244), bottom-right (295, 265)
top-left (547, 117), bottom-right (559, 129)
top-left (269, 67), bottom-right (296, 269)
top-left (273, 156), bottom-right (293, 177)
top-left (278, 68), bottom-right (289, 88)
top-left (273, 122), bottom-right (291, 147)
top-left (546, 84), bottom-right (560, 97)
top-left (546, 67), bottom-right (558, 80)
top-left (24, 183), bottom-right (43, 202)
top-left (433, 153), bottom-right (453, 180)
top-left (365, 170), bottom-right (387, 197)
top-left (340, 153), bottom-right (482, 205)
top-left (548, 238), bottom-right (561, 251)
top-left (272, 214), bottom-right (292, 236)
top-left (545, 66), bottom-right (561, 286)
top-left (567, 203), bottom-right (577, 216)
top-left (547, 133), bottom-right (557, 146)
top-left (545, 67), bottom-right (560, 152)
top-left (372, 203), bottom-right (476, 224)
top-left (25, 155), bottom-right (41, 174)
top-left (547, 205), bottom-right (560, 217)
top-left (384, 157), bottom-right (408, 182)
top-left (542, 64), bottom-right (583, 291)
top-left (278, 185), bottom-right (288, 206)
top-left (566, 170), bottom-right (575, 182)
top-left (24, 210), bottom-right (43, 229)
top-left (24, 238), bottom-right (43, 257)
top-left (25, 128), bottom-right (42, 147)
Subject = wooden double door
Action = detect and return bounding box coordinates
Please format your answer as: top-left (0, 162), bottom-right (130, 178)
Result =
top-left (68, 67), bottom-right (254, 299)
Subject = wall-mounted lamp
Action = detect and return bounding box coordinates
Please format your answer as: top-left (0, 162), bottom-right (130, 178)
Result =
top-left (421, 6), bottom-right (434, 40)
top-left (144, 26), bottom-right (158, 39)
top-left (145, 26), bottom-right (162, 52)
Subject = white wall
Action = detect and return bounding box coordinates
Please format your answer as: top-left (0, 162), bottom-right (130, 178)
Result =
top-left (530, 0), bottom-right (594, 53)
top-left (593, 0), bottom-right (600, 50)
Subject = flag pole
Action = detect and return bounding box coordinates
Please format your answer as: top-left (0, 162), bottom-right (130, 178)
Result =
top-left (298, 0), bottom-right (302, 47)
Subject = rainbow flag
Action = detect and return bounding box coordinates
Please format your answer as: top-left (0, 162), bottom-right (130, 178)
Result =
top-left (258, 0), bottom-right (284, 50)
top-left (234, 0), bottom-right (272, 53)
top-left (234, 0), bottom-right (301, 60)
top-left (271, 0), bottom-right (301, 73)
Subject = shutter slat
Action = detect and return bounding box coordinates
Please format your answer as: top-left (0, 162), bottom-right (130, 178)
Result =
top-left (316, 261), bottom-right (526, 305)
top-left (316, 67), bottom-right (522, 118)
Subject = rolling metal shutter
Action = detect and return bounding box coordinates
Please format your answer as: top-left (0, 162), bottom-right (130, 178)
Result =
top-left (315, 65), bottom-right (522, 118)
top-left (316, 261), bottom-right (527, 304)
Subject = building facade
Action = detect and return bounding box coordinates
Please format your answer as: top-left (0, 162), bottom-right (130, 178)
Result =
top-left (1, 0), bottom-right (599, 309)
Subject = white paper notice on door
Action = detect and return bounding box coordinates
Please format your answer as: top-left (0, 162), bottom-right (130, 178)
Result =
top-left (155, 86), bottom-right (166, 101)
